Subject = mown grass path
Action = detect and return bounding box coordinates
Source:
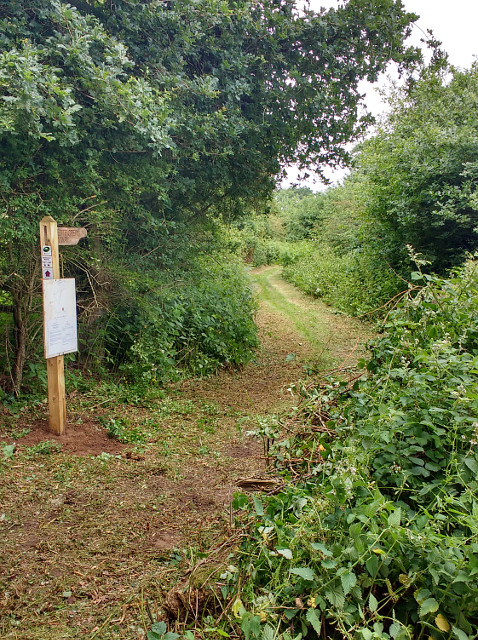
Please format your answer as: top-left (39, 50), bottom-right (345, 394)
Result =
top-left (251, 265), bottom-right (371, 370)
top-left (0, 267), bottom-right (371, 639)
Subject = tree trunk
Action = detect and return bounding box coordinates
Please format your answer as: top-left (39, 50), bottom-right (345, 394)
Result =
top-left (12, 294), bottom-right (27, 396)
top-left (9, 254), bottom-right (40, 397)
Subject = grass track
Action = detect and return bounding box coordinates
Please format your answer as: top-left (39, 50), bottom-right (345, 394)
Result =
top-left (251, 265), bottom-right (371, 370)
top-left (0, 266), bottom-right (372, 639)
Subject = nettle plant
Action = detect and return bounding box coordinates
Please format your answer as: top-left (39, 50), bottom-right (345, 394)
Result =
top-left (228, 259), bottom-right (478, 639)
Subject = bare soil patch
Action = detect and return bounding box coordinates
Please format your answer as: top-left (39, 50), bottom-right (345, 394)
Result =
top-left (9, 417), bottom-right (127, 456)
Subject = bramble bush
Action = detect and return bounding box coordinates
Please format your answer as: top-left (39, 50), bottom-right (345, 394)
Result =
top-left (104, 254), bottom-right (259, 386)
top-left (226, 259), bottom-right (478, 639)
top-left (282, 240), bottom-right (404, 316)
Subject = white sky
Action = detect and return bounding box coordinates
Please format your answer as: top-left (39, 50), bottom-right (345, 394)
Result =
top-left (282, 0), bottom-right (478, 189)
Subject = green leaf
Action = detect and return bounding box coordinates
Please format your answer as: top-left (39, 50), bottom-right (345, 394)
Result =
top-left (366, 555), bottom-right (379, 578)
top-left (419, 598), bottom-right (439, 617)
top-left (464, 457), bottom-right (478, 473)
top-left (276, 547), bottom-right (292, 560)
top-left (325, 586), bottom-right (345, 609)
top-left (387, 508), bottom-right (401, 527)
top-left (340, 571), bottom-right (357, 596)
top-left (305, 608), bottom-right (321, 635)
top-left (262, 625), bottom-right (275, 640)
top-left (151, 623), bottom-right (167, 635)
top-left (290, 567), bottom-right (316, 581)
top-left (369, 593), bottom-right (378, 612)
top-left (232, 493), bottom-right (249, 510)
top-left (321, 558), bottom-right (338, 569)
top-left (284, 609), bottom-right (299, 620)
top-left (311, 542), bottom-right (333, 557)
top-left (241, 615), bottom-right (261, 640)
top-left (452, 627), bottom-right (469, 640)
top-left (253, 496), bottom-right (264, 516)
top-left (413, 588), bottom-right (431, 604)
top-left (2, 444), bottom-right (15, 460)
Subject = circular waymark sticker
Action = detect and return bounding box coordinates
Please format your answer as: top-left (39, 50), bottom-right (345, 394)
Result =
top-left (42, 245), bottom-right (52, 255)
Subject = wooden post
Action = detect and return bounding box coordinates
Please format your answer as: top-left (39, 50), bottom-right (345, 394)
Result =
top-left (40, 216), bottom-right (66, 435)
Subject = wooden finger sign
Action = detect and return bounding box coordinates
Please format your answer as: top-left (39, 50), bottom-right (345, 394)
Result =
top-left (58, 227), bottom-right (87, 246)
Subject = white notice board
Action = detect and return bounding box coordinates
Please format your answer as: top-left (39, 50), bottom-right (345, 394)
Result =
top-left (42, 279), bottom-right (78, 359)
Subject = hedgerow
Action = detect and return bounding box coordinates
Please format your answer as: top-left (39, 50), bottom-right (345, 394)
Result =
top-left (281, 239), bottom-right (406, 316)
top-left (104, 254), bottom-right (260, 385)
top-left (226, 259), bottom-right (478, 639)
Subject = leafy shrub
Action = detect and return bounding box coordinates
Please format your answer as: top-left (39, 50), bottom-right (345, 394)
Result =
top-left (355, 64), bottom-right (478, 273)
top-left (282, 241), bottom-right (403, 315)
top-left (225, 260), bottom-right (478, 639)
top-left (222, 213), bottom-right (295, 267)
top-left (105, 254), bottom-right (259, 384)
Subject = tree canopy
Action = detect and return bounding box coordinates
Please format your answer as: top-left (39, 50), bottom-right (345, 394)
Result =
top-left (354, 63), bottom-right (478, 271)
top-left (1, 0), bottom-right (420, 217)
top-left (257, 62), bottom-right (478, 318)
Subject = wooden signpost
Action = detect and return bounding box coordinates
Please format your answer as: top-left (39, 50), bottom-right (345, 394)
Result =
top-left (40, 216), bottom-right (86, 435)
top-left (57, 227), bottom-right (88, 246)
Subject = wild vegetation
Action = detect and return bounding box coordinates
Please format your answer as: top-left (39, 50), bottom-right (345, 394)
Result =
top-left (222, 261), bottom-right (478, 640)
top-left (203, 61), bottom-right (478, 640)
top-left (241, 63), bottom-right (478, 316)
top-left (0, 0), bottom-right (420, 398)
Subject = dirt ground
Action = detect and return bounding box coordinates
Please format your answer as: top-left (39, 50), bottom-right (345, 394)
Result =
top-left (0, 267), bottom-right (371, 639)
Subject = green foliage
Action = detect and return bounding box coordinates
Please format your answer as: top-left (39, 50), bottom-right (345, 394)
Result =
top-left (99, 416), bottom-right (146, 444)
top-left (283, 243), bottom-right (354, 304)
top-left (223, 213), bottom-right (288, 267)
top-left (277, 182), bottom-right (404, 315)
top-left (346, 261), bottom-right (478, 501)
top-left (1, 443), bottom-right (15, 460)
top-left (25, 441), bottom-right (63, 456)
top-left (225, 261), bottom-right (478, 639)
top-left (273, 64), bottom-right (478, 317)
top-left (283, 240), bottom-right (404, 315)
top-left (104, 254), bottom-right (259, 384)
top-left (355, 64), bottom-right (478, 272)
top-left (275, 188), bottom-right (323, 242)
top-left (0, 0), bottom-right (422, 394)
top-left (147, 621), bottom-right (180, 640)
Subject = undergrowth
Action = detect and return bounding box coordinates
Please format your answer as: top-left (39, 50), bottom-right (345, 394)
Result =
top-left (218, 259), bottom-right (478, 639)
top-left (281, 241), bottom-right (403, 316)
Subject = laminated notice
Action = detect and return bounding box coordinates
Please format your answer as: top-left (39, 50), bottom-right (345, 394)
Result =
top-left (42, 279), bottom-right (78, 358)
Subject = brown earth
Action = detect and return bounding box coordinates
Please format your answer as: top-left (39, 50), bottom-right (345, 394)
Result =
top-left (0, 267), bottom-right (371, 640)
top-left (6, 417), bottom-right (127, 455)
